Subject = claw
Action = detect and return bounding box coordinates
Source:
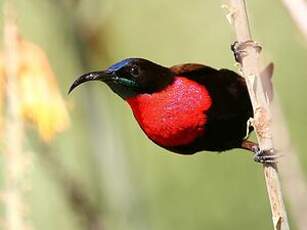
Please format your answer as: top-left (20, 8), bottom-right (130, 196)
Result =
top-left (252, 146), bottom-right (282, 164)
top-left (231, 41), bottom-right (245, 63)
top-left (231, 40), bottom-right (262, 64)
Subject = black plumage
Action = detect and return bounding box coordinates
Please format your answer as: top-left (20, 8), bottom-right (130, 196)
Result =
top-left (167, 64), bottom-right (253, 154)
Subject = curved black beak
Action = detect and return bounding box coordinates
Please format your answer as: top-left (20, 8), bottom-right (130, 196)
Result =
top-left (68, 71), bottom-right (114, 94)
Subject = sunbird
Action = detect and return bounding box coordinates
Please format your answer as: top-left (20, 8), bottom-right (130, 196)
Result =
top-left (69, 58), bottom-right (276, 163)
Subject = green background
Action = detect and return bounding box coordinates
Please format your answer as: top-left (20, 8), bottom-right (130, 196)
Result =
top-left (1, 0), bottom-right (306, 229)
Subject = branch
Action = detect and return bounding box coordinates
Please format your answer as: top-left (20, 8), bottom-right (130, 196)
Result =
top-left (3, 3), bottom-right (29, 230)
top-left (281, 0), bottom-right (307, 41)
top-left (272, 99), bottom-right (307, 230)
top-left (225, 1), bottom-right (289, 230)
top-left (37, 144), bottom-right (104, 230)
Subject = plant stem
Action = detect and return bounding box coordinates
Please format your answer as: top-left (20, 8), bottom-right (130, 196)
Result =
top-left (272, 99), bottom-right (307, 230)
top-left (38, 144), bottom-right (104, 230)
top-left (225, 1), bottom-right (289, 229)
top-left (281, 0), bottom-right (307, 41)
top-left (3, 3), bottom-right (27, 230)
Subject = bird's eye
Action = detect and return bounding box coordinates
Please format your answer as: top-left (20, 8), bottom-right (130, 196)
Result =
top-left (130, 66), bottom-right (139, 77)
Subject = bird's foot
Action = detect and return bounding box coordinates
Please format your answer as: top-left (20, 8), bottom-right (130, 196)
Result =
top-left (252, 146), bottom-right (281, 164)
top-left (231, 40), bottom-right (262, 64)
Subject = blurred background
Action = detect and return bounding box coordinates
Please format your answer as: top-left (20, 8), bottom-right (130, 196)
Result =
top-left (0, 0), bottom-right (306, 229)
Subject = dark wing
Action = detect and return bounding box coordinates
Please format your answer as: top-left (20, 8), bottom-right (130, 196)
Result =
top-left (170, 64), bottom-right (248, 110)
top-left (169, 63), bottom-right (253, 152)
top-left (170, 63), bottom-right (218, 76)
top-left (170, 63), bottom-right (250, 119)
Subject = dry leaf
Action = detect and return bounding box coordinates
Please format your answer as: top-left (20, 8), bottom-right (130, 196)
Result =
top-left (0, 39), bottom-right (70, 142)
top-left (18, 40), bottom-right (70, 141)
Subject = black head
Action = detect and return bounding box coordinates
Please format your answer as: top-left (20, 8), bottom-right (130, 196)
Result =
top-left (68, 58), bottom-right (174, 99)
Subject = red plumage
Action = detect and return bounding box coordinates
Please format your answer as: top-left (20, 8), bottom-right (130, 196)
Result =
top-left (127, 76), bottom-right (212, 147)
top-left (69, 58), bottom-right (277, 163)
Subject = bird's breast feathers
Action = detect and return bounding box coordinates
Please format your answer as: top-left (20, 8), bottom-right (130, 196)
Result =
top-left (127, 76), bottom-right (212, 147)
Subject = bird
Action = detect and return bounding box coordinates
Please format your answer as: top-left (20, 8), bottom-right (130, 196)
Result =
top-left (69, 57), bottom-right (276, 163)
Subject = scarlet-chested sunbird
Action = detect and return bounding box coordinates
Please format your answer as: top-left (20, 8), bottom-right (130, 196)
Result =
top-left (69, 58), bottom-right (276, 163)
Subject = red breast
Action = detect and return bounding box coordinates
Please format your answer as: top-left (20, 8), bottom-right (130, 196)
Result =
top-left (127, 76), bottom-right (212, 147)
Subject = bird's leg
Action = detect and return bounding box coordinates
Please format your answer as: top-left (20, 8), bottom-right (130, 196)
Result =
top-left (231, 40), bottom-right (262, 64)
top-left (240, 140), bottom-right (281, 164)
